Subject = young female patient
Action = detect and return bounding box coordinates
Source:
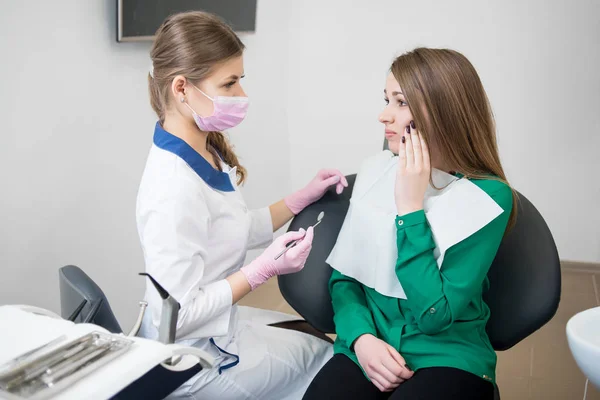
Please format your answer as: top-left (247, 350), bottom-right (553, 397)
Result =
top-left (303, 47), bottom-right (516, 400)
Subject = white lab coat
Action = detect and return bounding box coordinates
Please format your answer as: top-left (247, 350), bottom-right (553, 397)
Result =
top-left (136, 123), bottom-right (332, 399)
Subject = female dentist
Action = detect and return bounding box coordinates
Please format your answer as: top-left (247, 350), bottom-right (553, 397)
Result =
top-left (136, 11), bottom-right (344, 400)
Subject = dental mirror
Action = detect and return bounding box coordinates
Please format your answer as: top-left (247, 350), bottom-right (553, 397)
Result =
top-left (274, 211), bottom-right (325, 260)
top-left (312, 211), bottom-right (325, 229)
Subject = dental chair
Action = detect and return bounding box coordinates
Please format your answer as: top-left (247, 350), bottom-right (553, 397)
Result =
top-left (58, 265), bottom-right (201, 400)
top-left (278, 174), bottom-right (561, 400)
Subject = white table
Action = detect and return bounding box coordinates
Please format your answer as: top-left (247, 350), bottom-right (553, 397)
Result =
top-left (0, 306), bottom-right (201, 400)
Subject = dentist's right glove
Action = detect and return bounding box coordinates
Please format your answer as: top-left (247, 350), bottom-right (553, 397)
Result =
top-left (240, 227), bottom-right (314, 291)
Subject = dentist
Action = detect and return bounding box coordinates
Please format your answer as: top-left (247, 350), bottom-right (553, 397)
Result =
top-left (136, 11), bottom-right (343, 400)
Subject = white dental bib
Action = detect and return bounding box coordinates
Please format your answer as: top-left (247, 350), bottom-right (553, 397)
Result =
top-left (326, 151), bottom-right (504, 299)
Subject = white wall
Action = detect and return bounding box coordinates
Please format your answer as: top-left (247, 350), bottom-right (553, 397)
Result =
top-left (235, 1), bottom-right (293, 263)
top-left (1, 0), bottom-right (598, 327)
top-left (285, 0), bottom-right (600, 264)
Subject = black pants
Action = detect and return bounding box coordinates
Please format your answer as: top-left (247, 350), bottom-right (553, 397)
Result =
top-left (303, 354), bottom-right (495, 400)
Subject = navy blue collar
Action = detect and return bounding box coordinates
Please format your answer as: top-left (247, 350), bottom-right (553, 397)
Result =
top-left (153, 122), bottom-right (235, 192)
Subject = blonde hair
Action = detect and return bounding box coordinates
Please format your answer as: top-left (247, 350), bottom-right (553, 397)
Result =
top-left (391, 48), bottom-right (517, 230)
top-left (148, 11), bottom-right (247, 184)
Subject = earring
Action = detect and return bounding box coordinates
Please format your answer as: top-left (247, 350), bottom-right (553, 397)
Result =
top-left (180, 96), bottom-right (185, 103)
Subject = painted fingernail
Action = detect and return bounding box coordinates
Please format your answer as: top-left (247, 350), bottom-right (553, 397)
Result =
top-left (406, 125), bottom-right (410, 134)
top-left (410, 120), bottom-right (416, 130)
top-left (401, 136), bottom-right (406, 143)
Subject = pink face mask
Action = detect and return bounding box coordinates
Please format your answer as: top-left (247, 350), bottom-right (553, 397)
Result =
top-left (183, 85), bottom-right (249, 132)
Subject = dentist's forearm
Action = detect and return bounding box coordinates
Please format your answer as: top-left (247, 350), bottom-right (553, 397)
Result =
top-left (226, 271), bottom-right (252, 304)
top-left (269, 200), bottom-right (295, 232)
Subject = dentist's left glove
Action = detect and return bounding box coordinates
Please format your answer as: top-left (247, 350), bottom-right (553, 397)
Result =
top-left (284, 169), bottom-right (348, 215)
top-left (240, 227), bottom-right (314, 291)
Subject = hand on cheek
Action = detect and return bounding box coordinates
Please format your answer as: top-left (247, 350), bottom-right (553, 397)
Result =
top-left (394, 121), bottom-right (431, 216)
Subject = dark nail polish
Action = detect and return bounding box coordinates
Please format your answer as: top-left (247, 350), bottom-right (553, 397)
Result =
top-left (410, 120), bottom-right (416, 130)
top-left (406, 126), bottom-right (410, 134)
top-left (401, 136), bottom-right (406, 144)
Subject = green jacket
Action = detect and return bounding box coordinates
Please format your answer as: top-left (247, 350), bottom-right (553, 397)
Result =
top-left (330, 177), bottom-right (513, 384)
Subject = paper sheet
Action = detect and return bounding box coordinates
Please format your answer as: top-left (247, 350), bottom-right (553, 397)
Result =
top-left (326, 151), bottom-right (503, 299)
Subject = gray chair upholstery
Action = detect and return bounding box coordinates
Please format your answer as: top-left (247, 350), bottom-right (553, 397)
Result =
top-left (278, 175), bottom-right (561, 399)
top-left (59, 265), bottom-right (122, 333)
top-left (483, 192), bottom-right (561, 350)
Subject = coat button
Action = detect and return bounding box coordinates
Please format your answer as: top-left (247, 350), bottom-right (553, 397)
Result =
top-left (429, 307), bottom-right (436, 314)
top-left (397, 219), bottom-right (404, 226)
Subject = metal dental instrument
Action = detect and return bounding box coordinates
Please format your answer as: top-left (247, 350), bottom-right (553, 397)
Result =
top-left (0, 335), bottom-right (67, 376)
top-left (139, 273), bottom-right (180, 346)
top-left (274, 211), bottom-right (324, 260)
top-left (0, 332), bottom-right (132, 397)
top-left (139, 273), bottom-right (181, 366)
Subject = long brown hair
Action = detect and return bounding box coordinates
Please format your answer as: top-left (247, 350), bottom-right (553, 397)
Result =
top-left (148, 11), bottom-right (247, 184)
top-left (391, 48), bottom-right (517, 229)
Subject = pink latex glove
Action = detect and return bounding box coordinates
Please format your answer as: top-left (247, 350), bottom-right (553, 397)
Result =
top-left (284, 169), bottom-right (349, 215)
top-left (240, 227), bottom-right (314, 291)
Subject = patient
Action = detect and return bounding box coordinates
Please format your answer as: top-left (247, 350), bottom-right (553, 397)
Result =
top-left (302, 47), bottom-right (516, 400)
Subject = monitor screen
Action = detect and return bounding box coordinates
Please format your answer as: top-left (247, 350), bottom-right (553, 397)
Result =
top-left (117, 0), bottom-right (257, 42)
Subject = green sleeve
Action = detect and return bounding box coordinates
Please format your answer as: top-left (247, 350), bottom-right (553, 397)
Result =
top-left (329, 269), bottom-right (377, 349)
top-left (394, 182), bottom-right (513, 335)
